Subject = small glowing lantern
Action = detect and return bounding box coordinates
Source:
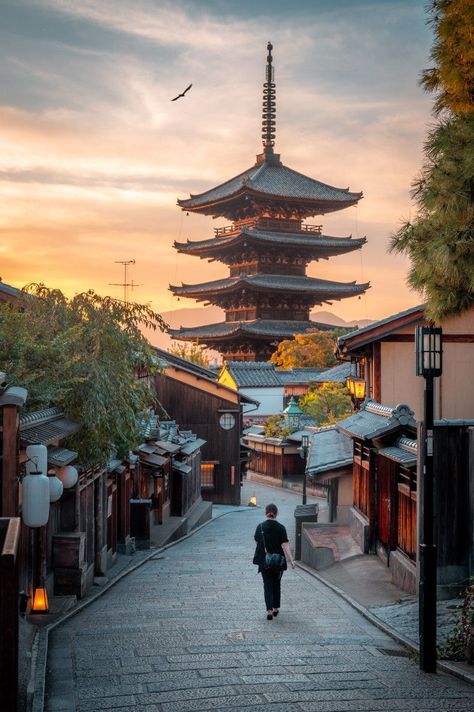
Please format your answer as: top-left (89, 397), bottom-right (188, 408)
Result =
top-left (57, 465), bottom-right (78, 489)
top-left (31, 586), bottom-right (49, 614)
top-left (23, 445), bottom-right (50, 527)
top-left (48, 471), bottom-right (64, 503)
top-left (347, 377), bottom-right (355, 395)
top-left (248, 495), bottom-right (257, 507)
top-left (353, 378), bottom-right (366, 400)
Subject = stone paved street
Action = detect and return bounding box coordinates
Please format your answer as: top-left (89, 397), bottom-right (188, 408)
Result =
top-left (45, 484), bottom-right (474, 711)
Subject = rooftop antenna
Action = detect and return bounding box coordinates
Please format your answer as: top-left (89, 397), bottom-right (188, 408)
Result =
top-left (109, 260), bottom-right (139, 304)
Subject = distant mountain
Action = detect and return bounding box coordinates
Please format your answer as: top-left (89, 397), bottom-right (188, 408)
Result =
top-left (149, 306), bottom-right (373, 350)
top-left (309, 310), bottom-right (374, 329)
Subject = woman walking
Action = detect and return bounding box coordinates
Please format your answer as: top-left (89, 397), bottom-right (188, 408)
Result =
top-left (253, 503), bottom-right (295, 620)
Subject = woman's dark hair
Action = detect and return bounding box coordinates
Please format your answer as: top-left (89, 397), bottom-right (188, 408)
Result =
top-left (265, 503), bottom-right (278, 518)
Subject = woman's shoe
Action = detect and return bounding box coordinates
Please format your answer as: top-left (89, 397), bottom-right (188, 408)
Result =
top-left (266, 612), bottom-right (273, 620)
top-left (272, 609), bottom-right (279, 617)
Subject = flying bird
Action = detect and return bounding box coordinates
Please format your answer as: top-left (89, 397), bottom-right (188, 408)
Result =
top-left (171, 83), bottom-right (192, 101)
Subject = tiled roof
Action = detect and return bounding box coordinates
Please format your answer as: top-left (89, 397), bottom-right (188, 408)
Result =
top-left (169, 319), bottom-right (337, 341)
top-left (313, 362), bottom-right (352, 383)
top-left (175, 227), bottom-right (366, 256)
top-left (171, 273), bottom-right (369, 298)
top-left (306, 426), bottom-right (354, 475)
top-left (47, 446), bottom-right (78, 467)
top-left (178, 159), bottom-right (362, 211)
top-left (20, 407), bottom-right (80, 446)
top-left (0, 281), bottom-right (22, 302)
top-left (277, 368), bottom-right (325, 384)
top-left (337, 304), bottom-right (425, 353)
top-left (336, 400), bottom-right (416, 441)
top-left (225, 361), bottom-right (282, 387)
top-left (154, 347), bottom-right (217, 380)
top-left (277, 362), bottom-right (351, 385)
top-left (378, 437), bottom-right (417, 466)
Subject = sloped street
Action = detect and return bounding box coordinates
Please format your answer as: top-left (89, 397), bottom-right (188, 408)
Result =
top-left (45, 484), bottom-right (474, 712)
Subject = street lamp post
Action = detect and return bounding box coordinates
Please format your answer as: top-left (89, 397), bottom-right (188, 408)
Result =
top-left (300, 434), bottom-right (310, 505)
top-left (416, 325), bottom-right (442, 673)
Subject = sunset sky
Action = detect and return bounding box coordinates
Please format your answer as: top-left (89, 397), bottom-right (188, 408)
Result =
top-left (0, 0), bottom-right (434, 331)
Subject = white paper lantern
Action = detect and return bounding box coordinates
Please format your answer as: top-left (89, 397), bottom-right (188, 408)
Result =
top-left (48, 473), bottom-right (64, 503)
top-left (26, 444), bottom-right (48, 476)
top-left (57, 465), bottom-right (79, 489)
top-left (22, 472), bottom-right (50, 527)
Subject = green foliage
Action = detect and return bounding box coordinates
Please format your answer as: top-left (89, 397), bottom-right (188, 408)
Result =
top-left (299, 382), bottom-right (353, 426)
top-left (263, 415), bottom-right (292, 439)
top-left (421, 1), bottom-right (474, 116)
top-left (168, 341), bottom-right (211, 368)
top-left (270, 330), bottom-right (339, 369)
top-left (438, 581), bottom-right (474, 662)
top-left (0, 284), bottom-right (167, 466)
top-left (390, 1), bottom-right (474, 321)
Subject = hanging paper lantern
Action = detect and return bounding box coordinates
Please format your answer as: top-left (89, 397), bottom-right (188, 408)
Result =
top-left (57, 465), bottom-right (79, 489)
top-left (22, 444), bottom-right (50, 527)
top-left (48, 472), bottom-right (64, 503)
top-left (22, 474), bottom-right (50, 527)
top-left (26, 444), bottom-right (48, 476)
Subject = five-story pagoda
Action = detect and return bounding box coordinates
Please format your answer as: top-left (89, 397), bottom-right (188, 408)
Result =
top-left (170, 43), bottom-right (369, 361)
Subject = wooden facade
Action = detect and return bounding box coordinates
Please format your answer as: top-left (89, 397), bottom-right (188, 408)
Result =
top-left (155, 349), bottom-right (248, 505)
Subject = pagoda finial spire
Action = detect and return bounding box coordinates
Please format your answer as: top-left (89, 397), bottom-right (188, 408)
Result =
top-left (261, 41), bottom-right (276, 155)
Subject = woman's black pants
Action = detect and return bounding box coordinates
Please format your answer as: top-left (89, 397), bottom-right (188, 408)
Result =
top-left (261, 569), bottom-right (283, 610)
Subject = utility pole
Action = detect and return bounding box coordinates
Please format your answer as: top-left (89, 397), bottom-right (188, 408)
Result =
top-left (109, 260), bottom-right (139, 304)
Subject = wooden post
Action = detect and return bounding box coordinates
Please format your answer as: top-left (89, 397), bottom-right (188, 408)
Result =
top-left (1, 404), bottom-right (20, 517)
top-left (0, 517), bottom-right (21, 712)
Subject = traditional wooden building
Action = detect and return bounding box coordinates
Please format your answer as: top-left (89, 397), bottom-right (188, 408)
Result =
top-left (305, 425), bottom-right (354, 524)
top-left (170, 43), bottom-right (369, 361)
top-left (154, 348), bottom-right (255, 504)
top-left (336, 400), bottom-right (418, 592)
top-left (336, 304), bottom-right (474, 420)
top-left (218, 360), bottom-right (352, 424)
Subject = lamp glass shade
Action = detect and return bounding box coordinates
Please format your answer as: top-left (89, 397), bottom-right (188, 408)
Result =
top-left (416, 326), bottom-right (443, 376)
top-left (353, 378), bottom-right (366, 400)
top-left (48, 473), bottom-right (64, 503)
top-left (22, 472), bottom-right (50, 527)
top-left (347, 378), bottom-right (355, 394)
top-left (31, 587), bottom-right (49, 614)
top-left (57, 465), bottom-right (78, 489)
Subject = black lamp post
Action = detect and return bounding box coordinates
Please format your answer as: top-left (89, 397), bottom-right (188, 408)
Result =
top-left (416, 325), bottom-right (442, 673)
top-left (300, 434), bottom-right (310, 505)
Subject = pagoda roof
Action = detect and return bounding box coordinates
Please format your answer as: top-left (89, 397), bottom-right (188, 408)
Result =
top-left (169, 318), bottom-right (341, 343)
top-left (170, 274), bottom-right (369, 302)
top-left (178, 158), bottom-right (362, 218)
top-left (175, 226), bottom-right (366, 259)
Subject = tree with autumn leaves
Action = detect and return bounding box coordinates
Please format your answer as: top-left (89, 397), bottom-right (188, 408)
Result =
top-left (270, 330), bottom-right (340, 369)
top-left (391, 0), bottom-right (474, 321)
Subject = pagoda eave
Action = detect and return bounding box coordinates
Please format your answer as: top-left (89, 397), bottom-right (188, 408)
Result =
top-left (178, 187), bottom-right (362, 220)
top-left (174, 232), bottom-right (367, 260)
top-left (169, 318), bottom-right (340, 345)
top-left (170, 276), bottom-right (370, 302)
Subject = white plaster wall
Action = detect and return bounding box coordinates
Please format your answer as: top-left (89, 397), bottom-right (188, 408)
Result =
top-left (242, 386), bottom-right (284, 415)
top-left (380, 314), bottom-right (474, 420)
top-left (381, 341), bottom-right (425, 419)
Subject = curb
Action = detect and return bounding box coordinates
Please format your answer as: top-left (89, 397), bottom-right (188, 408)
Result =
top-left (30, 505), bottom-right (255, 712)
top-left (296, 561), bottom-right (474, 687)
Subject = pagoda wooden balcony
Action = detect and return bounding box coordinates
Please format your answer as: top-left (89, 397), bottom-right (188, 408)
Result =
top-left (214, 220), bottom-right (323, 237)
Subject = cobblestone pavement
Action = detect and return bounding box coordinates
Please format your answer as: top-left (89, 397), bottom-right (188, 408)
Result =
top-left (45, 485), bottom-right (474, 711)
